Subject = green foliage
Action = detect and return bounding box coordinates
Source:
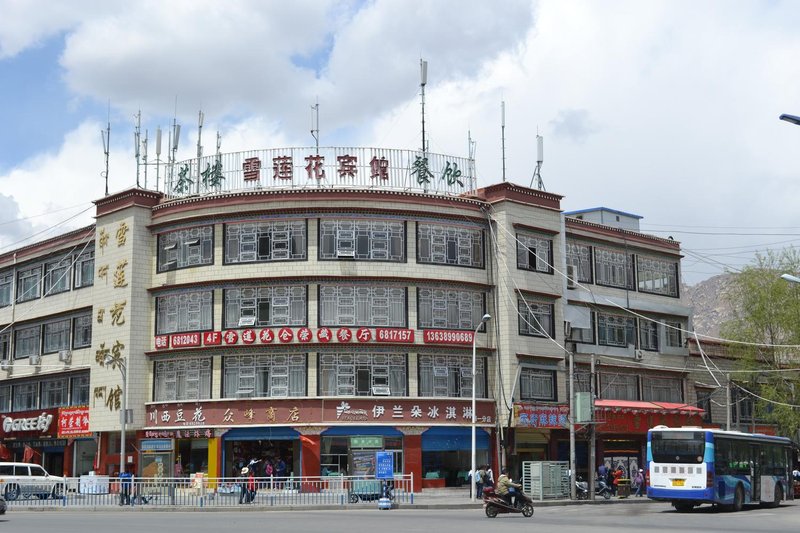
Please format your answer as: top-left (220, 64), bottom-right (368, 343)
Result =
top-left (721, 248), bottom-right (800, 439)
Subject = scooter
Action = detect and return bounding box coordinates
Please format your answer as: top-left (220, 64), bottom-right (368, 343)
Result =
top-left (575, 476), bottom-right (612, 500)
top-left (483, 486), bottom-right (534, 518)
top-left (595, 478), bottom-right (613, 500)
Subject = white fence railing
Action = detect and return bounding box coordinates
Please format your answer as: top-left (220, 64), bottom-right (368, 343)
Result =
top-left (1, 474), bottom-right (414, 509)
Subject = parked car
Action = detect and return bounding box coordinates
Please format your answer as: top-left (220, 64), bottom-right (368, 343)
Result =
top-left (0, 462), bottom-right (65, 500)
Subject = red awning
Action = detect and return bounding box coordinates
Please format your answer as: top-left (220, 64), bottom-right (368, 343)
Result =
top-left (594, 399), bottom-right (705, 415)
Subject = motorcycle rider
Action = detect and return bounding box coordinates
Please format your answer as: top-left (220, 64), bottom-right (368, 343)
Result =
top-left (495, 467), bottom-right (522, 507)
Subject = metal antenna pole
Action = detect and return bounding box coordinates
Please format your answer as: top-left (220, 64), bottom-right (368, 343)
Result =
top-left (101, 108), bottom-right (110, 196)
top-left (420, 59), bottom-right (428, 155)
top-left (196, 110), bottom-right (204, 194)
top-left (142, 130), bottom-right (148, 190)
top-left (501, 101), bottom-right (506, 182)
top-left (311, 98), bottom-right (319, 155)
top-left (134, 111), bottom-right (141, 188)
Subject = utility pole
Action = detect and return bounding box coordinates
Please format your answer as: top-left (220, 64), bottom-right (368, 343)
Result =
top-left (726, 374), bottom-right (731, 431)
top-left (588, 353), bottom-right (596, 500)
top-left (569, 349), bottom-right (576, 500)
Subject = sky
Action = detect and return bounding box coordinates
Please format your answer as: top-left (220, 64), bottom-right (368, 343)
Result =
top-left (1, 0), bottom-right (800, 285)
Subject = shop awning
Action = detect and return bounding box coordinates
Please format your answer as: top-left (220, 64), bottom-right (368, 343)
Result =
top-left (594, 399), bottom-right (705, 415)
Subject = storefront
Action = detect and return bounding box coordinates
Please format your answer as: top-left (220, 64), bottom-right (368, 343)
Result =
top-left (137, 428), bottom-right (215, 479)
top-left (222, 426), bottom-right (300, 478)
top-left (420, 426), bottom-right (491, 487)
top-left (510, 403), bottom-right (569, 477)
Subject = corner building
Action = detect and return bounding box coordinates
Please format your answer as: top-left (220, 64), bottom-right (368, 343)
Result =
top-left (0, 147), bottom-right (696, 491)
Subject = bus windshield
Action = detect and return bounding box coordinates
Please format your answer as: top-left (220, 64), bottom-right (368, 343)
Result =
top-left (650, 431), bottom-right (705, 464)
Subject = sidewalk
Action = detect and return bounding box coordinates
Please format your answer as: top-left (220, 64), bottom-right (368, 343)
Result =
top-left (397, 487), bottom-right (658, 509)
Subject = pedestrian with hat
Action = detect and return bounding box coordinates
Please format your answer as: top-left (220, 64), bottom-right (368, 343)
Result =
top-left (239, 467), bottom-right (249, 504)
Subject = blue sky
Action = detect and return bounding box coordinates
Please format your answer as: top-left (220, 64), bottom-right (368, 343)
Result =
top-left (1, 0), bottom-right (800, 286)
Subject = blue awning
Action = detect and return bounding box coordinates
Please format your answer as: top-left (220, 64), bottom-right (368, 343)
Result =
top-left (422, 426), bottom-right (490, 451)
top-left (222, 427), bottom-right (300, 441)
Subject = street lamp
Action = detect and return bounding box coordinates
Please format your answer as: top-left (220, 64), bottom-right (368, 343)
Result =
top-left (105, 355), bottom-right (128, 476)
top-left (779, 114), bottom-right (800, 126)
top-left (471, 313), bottom-right (492, 502)
top-left (781, 273), bottom-right (800, 284)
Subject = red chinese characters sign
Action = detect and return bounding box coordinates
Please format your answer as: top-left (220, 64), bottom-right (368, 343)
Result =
top-left (58, 406), bottom-right (91, 437)
top-left (422, 329), bottom-right (474, 345)
top-left (595, 410), bottom-right (704, 434)
top-left (513, 403), bottom-right (569, 429)
top-left (243, 157), bottom-right (261, 181)
top-left (145, 398), bottom-right (495, 428)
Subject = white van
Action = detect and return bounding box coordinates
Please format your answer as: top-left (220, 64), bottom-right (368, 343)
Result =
top-left (0, 462), bottom-right (65, 500)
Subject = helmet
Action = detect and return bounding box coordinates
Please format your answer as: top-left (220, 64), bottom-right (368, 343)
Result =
top-left (500, 467), bottom-right (508, 475)
top-left (241, 467), bottom-right (249, 475)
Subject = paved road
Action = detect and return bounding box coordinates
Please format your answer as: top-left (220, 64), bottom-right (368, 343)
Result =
top-left (2, 501), bottom-right (797, 532)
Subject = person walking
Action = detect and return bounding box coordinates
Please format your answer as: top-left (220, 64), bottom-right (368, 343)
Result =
top-left (238, 467), bottom-right (249, 504)
top-left (475, 465), bottom-right (486, 499)
top-left (633, 469), bottom-right (645, 497)
top-left (246, 468), bottom-right (257, 503)
top-left (119, 467), bottom-right (133, 506)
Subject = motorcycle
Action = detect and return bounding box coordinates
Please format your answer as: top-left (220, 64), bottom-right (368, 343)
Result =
top-left (575, 476), bottom-right (612, 500)
top-left (595, 478), bottom-right (613, 500)
top-left (483, 486), bottom-right (534, 518)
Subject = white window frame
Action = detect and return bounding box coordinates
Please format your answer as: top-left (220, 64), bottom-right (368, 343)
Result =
top-left (416, 223), bottom-right (483, 268)
top-left (642, 376), bottom-right (683, 403)
top-left (154, 358), bottom-right (212, 401)
top-left (637, 255), bottom-right (679, 297)
top-left (520, 367), bottom-right (557, 401)
top-left (0, 331), bottom-right (9, 360)
top-left (638, 318), bottom-right (659, 351)
top-left (518, 298), bottom-right (554, 338)
top-left (597, 313), bottom-right (635, 347)
top-left (224, 286), bottom-right (306, 328)
top-left (73, 314), bottom-right (92, 349)
top-left (157, 226), bottom-right (214, 272)
top-left (70, 374), bottom-right (90, 406)
top-left (43, 319), bottom-right (71, 354)
top-left (14, 325), bottom-right (40, 359)
top-left (418, 354), bottom-right (486, 398)
top-left (156, 291), bottom-right (213, 334)
top-left (0, 385), bottom-right (9, 412)
top-left (0, 272), bottom-right (12, 307)
top-left (16, 265), bottom-right (41, 302)
top-left (319, 220), bottom-right (405, 261)
top-left (13, 382), bottom-right (38, 411)
top-left (566, 241), bottom-right (593, 283)
top-left (594, 248), bottom-right (635, 289)
top-left (665, 321), bottom-right (683, 348)
top-left (223, 354), bottom-right (306, 398)
top-left (599, 373), bottom-right (639, 401)
top-left (516, 233), bottom-right (553, 273)
top-left (74, 251), bottom-right (94, 288)
top-left (225, 220), bottom-right (306, 263)
top-left (417, 288), bottom-right (484, 330)
top-left (44, 257), bottom-right (71, 295)
top-left (318, 353), bottom-right (407, 396)
top-left (40, 377), bottom-right (69, 408)
top-left (319, 285), bottom-right (406, 327)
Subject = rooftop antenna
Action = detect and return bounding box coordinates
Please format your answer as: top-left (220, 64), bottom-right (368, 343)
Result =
top-left (142, 129), bottom-right (149, 190)
top-left (216, 131), bottom-right (221, 157)
top-left (155, 127), bottom-right (162, 192)
top-left (530, 130), bottom-right (545, 190)
top-left (310, 98), bottom-right (319, 155)
top-left (101, 101), bottom-right (111, 196)
top-left (134, 110), bottom-right (141, 188)
top-left (168, 97), bottom-right (181, 192)
top-left (468, 130), bottom-right (477, 193)
top-left (420, 59), bottom-right (428, 155)
top-left (196, 110), bottom-right (204, 193)
top-left (501, 101), bottom-right (506, 182)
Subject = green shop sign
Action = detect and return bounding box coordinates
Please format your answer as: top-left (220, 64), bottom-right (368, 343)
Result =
top-left (350, 436), bottom-right (383, 449)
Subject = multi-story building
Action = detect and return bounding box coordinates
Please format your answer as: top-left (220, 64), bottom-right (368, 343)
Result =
top-left (0, 146), bottom-right (701, 490)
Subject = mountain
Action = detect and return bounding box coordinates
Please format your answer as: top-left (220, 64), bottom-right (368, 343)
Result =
top-left (684, 273), bottom-right (737, 338)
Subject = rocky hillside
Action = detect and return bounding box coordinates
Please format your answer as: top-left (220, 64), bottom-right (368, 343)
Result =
top-left (684, 273), bottom-right (737, 338)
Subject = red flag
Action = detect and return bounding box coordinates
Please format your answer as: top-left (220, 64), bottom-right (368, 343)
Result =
top-left (22, 444), bottom-right (40, 463)
top-left (0, 442), bottom-right (11, 460)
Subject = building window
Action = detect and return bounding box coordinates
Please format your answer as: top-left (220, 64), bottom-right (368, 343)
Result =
top-left (40, 377), bottom-right (69, 408)
top-left (13, 382), bottom-right (38, 411)
top-left (74, 251), bottom-right (94, 288)
top-left (0, 332), bottom-right (9, 360)
top-left (597, 313), bottom-right (635, 348)
top-left (154, 358), bottom-right (212, 401)
top-left (566, 241), bottom-right (593, 283)
top-left (16, 265), bottom-right (41, 302)
top-left (637, 255), bottom-right (678, 297)
top-left (518, 298), bottom-right (554, 338)
top-left (70, 374), bottom-right (90, 406)
top-left (696, 389), bottom-right (712, 423)
top-left (0, 272), bottom-right (12, 307)
top-left (417, 223), bottom-right (483, 268)
top-left (642, 376), bottom-right (683, 403)
top-left (43, 319), bottom-right (71, 354)
top-left (639, 319), bottom-right (659, 351)
top-left (516, 233), bottom-right (553, 273)
top-left (599, 373), bottom-right (638, 400)
top-left (224, 286), bottom-right (306, 328)
top-left (319, 286), bottom-right (406, 327)
top-left (319, 220), bottom-right (405, 261)
top-left (594, 248), bottom-right (634, 290)
top-left (665, 321), bottom-right (683, 348)
top-left (44, 257), bottom-right (70, 295)
top-left (156, 291), bottom-right (213, 334)
top-left (417, 288), bottom-right (485, 330)
top-left (14, 325), bottom-right (40, 359)
top-left (223, 354), bottom-right (306, 398)
top-left (418, 355), bottom-right (486, 398)
top-left (73, 314), bottom-right (92, 349)
top-left (224, 221), bottom-right (306, 263)
top-left (0, 385), bottom-right (9, 412)
top-left (318, 353), bottom-right (407, 396)
top-left (157, 226), bottom-right (214, 272)
top-left (520, 368), bottom-right (557, 401)
top-left (574, 371), bottom-right (592, 393)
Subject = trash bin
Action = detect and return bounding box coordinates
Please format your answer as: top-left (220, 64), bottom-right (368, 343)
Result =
top-left (617, 479), bottom-right (631, 498)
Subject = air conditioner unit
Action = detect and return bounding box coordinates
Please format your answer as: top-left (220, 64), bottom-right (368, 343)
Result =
top-left (371, 385), bottom-right (391, 396)
top-left (634, 349), bottom-right (644, 361)
top-left (0, 359), bottom-right (8, 371)
top-left (238, 316), bottom-right (256, 327)
top-left (564, 321), bottom-right (572, 338)
top-left (58, 350), bottom-right (72, 364)
top-left (29, 354), bottom-right (42, 366)
top-left (566, 265), bottom-right (577, 289)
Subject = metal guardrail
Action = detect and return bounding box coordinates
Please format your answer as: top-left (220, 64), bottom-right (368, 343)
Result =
top-left (1, 475), bottom-right (414, 509)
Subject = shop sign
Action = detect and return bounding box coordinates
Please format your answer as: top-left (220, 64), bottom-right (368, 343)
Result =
top-left (203, 331), bottom-right (222, 345)
top-left (513, 403), bottom-right (569, 428)
top-left (140, 439), bottom-right (174, 451)
top-left (141, 429), bottom-right (213, 439)
top-left (595, 410), bottom-right (704, 434)
top-left (351, 436), bottom-right (383, 448)
top-left (171, 332), bottom-right (201, 348)
top-left (374, 328), bottom-right (413, 343)
top-left (375, 451), bottom-right (394, 479)
top-left (145, 398), bottom-right (495, 429)
top-left (6, 439), bottom-right (67, 449)
top-left (57, 406), bottom-right (90, 437)
top-left (154, 335), bottom-right (170, 349)
top-left (422, 329), bottom-right (474, 345)
top-left (1, 411), bottom-right (55, 434)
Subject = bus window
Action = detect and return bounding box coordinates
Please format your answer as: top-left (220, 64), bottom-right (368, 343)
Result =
top-left (651, 431), bottom-right (705, 464)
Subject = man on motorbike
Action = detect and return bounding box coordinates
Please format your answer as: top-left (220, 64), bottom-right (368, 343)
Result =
top-left (495, 468), bottom-right (522, 507)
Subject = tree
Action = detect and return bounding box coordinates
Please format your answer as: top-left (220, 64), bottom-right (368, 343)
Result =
top-left (720, 248), bottom-right (800, 439)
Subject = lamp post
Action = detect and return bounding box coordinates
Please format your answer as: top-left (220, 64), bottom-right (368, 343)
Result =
top-left (471, 313), bottom-right (492, 502)
top-left (106, 355), bottom-right (128, 475)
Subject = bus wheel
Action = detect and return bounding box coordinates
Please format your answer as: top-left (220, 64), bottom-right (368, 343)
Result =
top-left (732, 485), bottom-right (744, 512)
top-left (673, 502), bottom-right (694, 513)
top-left (770, 485), bottom-right (782, 508)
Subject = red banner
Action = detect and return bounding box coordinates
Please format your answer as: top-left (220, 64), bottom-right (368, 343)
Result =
top-left (422, 329), bottom-right (474, 345)
top-left (58, 406), bottom-right (91, 437)
top-left (171, 332), bottom-right (201, 348)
